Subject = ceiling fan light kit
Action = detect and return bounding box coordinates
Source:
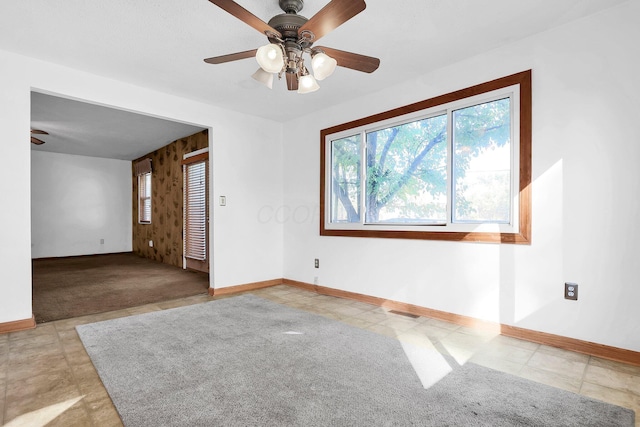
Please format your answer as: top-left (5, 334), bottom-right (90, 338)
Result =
top-left (205, 0), bottom-right (380, 93)
top-left (251, 67), bottom-right (275, 89)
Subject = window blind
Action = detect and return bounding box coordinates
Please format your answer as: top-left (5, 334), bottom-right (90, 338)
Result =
top-left (184, 160), bottom-right (207, 262)
top-left (134, 158), bottom-right (152, 176)
top-left (139, 172), bottom-right (152, 223)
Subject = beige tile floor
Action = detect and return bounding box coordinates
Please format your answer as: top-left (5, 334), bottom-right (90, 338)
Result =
top-left (1, 284), bottom-right (638, 426)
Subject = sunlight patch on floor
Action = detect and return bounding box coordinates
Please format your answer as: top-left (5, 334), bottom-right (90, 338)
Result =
top-left (439, 329), bottom-right (500, 365)
top-left (4, 396), bottom-right (84, 427)
top-left (399, 336), bottom-right (454, 389)
top-left (439, 342), bottom-right (476, 365)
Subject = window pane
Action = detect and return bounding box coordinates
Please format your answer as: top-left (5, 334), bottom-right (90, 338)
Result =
top-left (365, 115), bottom-right (447, 224)
top-left (141, 199), bottom-right (151, 222)
top-left (331, 134), bottom-right (361, 223)
top-left (453, 98), bottom-right (511, 223)
top-left (144, 173), bottom-right (151, 197)
top-left (139, 172), bottom-right (152, 223)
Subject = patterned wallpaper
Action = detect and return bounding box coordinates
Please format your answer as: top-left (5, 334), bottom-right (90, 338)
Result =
top-left (132, 130), bottom-right (208, 268)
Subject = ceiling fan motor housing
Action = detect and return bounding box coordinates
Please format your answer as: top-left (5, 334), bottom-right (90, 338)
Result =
top-left (267, 12), bottom-right (308, 41)
top-left (279, 0), bottom-right (304, 14)
top-left (268, 1), bottom-right (311, 76)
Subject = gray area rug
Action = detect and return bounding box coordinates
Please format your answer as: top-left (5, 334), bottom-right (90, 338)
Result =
top-left (76, 294), bottom-right (634, 426)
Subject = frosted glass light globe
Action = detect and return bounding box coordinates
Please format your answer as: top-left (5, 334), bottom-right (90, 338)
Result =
top-left (311, 52), bottom-right (337, 81)
top-left (256, 44), bottom-right (284, 73)
top-left (297, 74), bottom-right (320, 94)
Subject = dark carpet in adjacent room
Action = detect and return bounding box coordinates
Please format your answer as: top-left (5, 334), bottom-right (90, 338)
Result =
top-left (32, 252), bottom-right (209, 323)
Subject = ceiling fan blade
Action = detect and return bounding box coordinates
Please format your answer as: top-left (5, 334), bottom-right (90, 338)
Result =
top-left (286, 72), bottom-right (299, 91)
top-left (31, 129), bottom-right (49, 135)
top-left (298, 0), bottom-right (366, 42)
top-left (31, 137), bottom-right (46, 145)
top-left (204, 49), bottom-right (258, 64)
top-left (208, 0), bottom-right (281, 38)
top-left (316, 47), bottom-right (380, 73)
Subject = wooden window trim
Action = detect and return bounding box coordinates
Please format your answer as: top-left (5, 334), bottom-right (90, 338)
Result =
top-left (319, 70), bottom-right (532, 244)
top-left (181, 151), bottom-right (209, 165)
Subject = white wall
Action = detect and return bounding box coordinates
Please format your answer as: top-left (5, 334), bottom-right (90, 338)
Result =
top-left (0, 54), bottom-right (31, 324)
top-left (0, 49), bottom-right (284, 324)
top-left (282, 1), bottom-right (640, 352)
top-left (31, 151), bottom-right (132, 258)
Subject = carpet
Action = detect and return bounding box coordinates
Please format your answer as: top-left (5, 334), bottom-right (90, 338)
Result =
top-left (76, 295), bottom-right (635, 426)
top-left (33, 253), bottom-right (209, 323)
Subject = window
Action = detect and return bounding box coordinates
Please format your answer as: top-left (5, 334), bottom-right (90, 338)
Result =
top-left (135, 158), bottom-right (152, 224)
top-left (321, 70), bottom-right (531, 244)
top-left (138, 172), bottom-right (152, 224)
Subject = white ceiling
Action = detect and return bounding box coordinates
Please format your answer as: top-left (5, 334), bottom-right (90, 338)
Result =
top-left (0, 0), bottom-right (628, 159)
top-left (31, 92), bottom-right (205, 161)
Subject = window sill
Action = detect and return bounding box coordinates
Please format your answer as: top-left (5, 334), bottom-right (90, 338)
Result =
top-left (320, 228), bottom-right (531, 244)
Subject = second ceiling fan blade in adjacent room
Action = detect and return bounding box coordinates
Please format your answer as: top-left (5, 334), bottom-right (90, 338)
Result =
top-left (31, 129), bottom-right (48, 145)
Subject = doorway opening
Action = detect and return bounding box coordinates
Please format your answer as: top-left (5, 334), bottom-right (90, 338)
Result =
top-left (30, 90), bottom-right (212, 322)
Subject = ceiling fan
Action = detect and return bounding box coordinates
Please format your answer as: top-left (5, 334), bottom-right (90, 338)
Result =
top-left (31, 129), bottom-right (48, 145)
top-left (204, 0), bottom-right (380, 93)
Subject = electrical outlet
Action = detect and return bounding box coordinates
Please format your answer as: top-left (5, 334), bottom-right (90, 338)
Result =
top-left (565, 282), bottom-right (578, 300)
top-left (313, 276), bottom-right (318, 285)
top-left (314, 258), bottom-right (319, 268)
top-left (100, 238), bottom-right (104, 244)
top-left (149, 240), bottom-right (154, 248)
top-left (219, 196), bottom-right (226, 206)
